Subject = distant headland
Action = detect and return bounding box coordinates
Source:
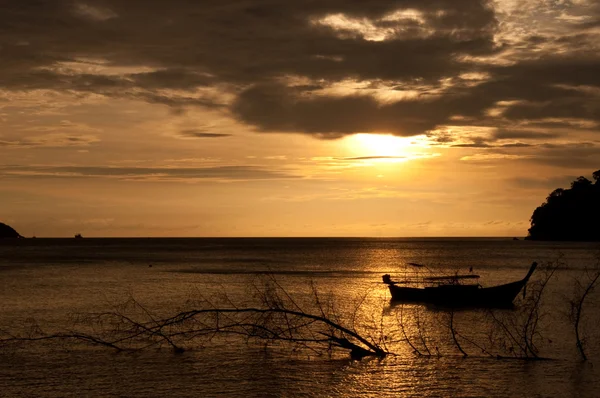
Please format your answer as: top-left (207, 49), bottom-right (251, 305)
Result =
top-left (0, 222), bottom-right (22, 239)
top-left (526, 169), bottom-right (600, 241)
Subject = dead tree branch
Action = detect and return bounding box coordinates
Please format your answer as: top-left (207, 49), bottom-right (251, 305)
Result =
top-left (0, 280), bottom-right (389, 360)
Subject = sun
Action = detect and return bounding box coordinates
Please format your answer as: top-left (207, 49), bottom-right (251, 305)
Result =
top-left (346, 133), bottom-right (414, 158)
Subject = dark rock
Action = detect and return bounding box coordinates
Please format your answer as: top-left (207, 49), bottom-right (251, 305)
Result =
top-left (0, 222), bottom-right (22, 238)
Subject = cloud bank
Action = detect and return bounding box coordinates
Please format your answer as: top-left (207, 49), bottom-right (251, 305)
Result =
top-left (0, 0), bottom-right (597, 142)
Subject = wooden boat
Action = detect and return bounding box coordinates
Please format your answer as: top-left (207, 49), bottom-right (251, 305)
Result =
top-left (383, 262), bottom-right (538, 308)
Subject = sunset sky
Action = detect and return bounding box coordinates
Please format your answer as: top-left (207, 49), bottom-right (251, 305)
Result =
top-left (1, 0), bottom-right (599, 237)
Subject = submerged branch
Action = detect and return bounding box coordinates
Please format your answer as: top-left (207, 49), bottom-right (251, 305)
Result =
top-left (0, 306), bottom-right (388, 359)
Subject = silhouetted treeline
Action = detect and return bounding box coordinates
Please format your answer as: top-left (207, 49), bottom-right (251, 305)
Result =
top-left (527, 170), bottom-right (600, 241)
top-left (0, 222), bottom-right (21, 238)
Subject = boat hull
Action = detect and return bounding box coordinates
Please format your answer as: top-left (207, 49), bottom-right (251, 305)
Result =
top-left (388, 281), bottom-right (525, 308)
top-left (385, 262), bottom-right (537, 308)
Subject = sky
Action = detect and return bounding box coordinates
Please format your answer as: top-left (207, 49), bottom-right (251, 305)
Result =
top-left (1, 0), bottom-right (599, 237)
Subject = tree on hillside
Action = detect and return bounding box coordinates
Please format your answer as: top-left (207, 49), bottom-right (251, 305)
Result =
top-left (527, 170), bottom-right (600, 241)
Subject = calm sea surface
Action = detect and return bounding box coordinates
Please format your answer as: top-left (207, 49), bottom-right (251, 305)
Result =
top-left (1, 238), bottom-right (600, 397)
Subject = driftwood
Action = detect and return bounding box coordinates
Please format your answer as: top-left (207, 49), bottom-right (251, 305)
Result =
top-left (0, 278), bottom-right (388, 359)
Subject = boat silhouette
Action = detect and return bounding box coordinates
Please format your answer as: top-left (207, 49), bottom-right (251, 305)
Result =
top-left (383, 262), bottom-right (538, 308)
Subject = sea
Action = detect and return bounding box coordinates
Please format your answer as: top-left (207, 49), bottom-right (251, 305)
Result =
top-left (1, 237), bottom-right (600, 397)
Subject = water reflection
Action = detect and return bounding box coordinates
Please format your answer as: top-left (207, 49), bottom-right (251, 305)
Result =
top-left (2, 238), bottom-right (600, 396)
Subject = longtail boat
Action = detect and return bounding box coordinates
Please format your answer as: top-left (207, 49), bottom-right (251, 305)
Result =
top-left (383, 262), bottom-right (538, 308)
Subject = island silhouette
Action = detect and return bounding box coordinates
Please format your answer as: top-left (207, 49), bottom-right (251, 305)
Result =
top-left (0, 222), bottom-right (22, 239)
top-left (527, 169), bottom-right (600, 241)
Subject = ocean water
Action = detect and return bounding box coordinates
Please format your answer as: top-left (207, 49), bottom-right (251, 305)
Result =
top-left (1, 238), bottom-right (600, 397)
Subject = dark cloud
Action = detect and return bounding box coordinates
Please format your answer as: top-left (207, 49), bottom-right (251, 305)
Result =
top-left (232, 82), bottom-right (454, 136)
top-left (451, 142), bottom-right (492, 148)
top-left (493, 129), bottom-right (562, 140)
top-left (0, 1), bottom-right (497, 116)
top-left (1, 0), bottom-right (599, 140)
top-left (0, 1), bottom-right (497, 83)
top-left (231, 51), bottom-right (600, 137)
top-left (455, 56), bottom-right (600, 123)
top-left (131, 69), bottom-right (213, 90)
